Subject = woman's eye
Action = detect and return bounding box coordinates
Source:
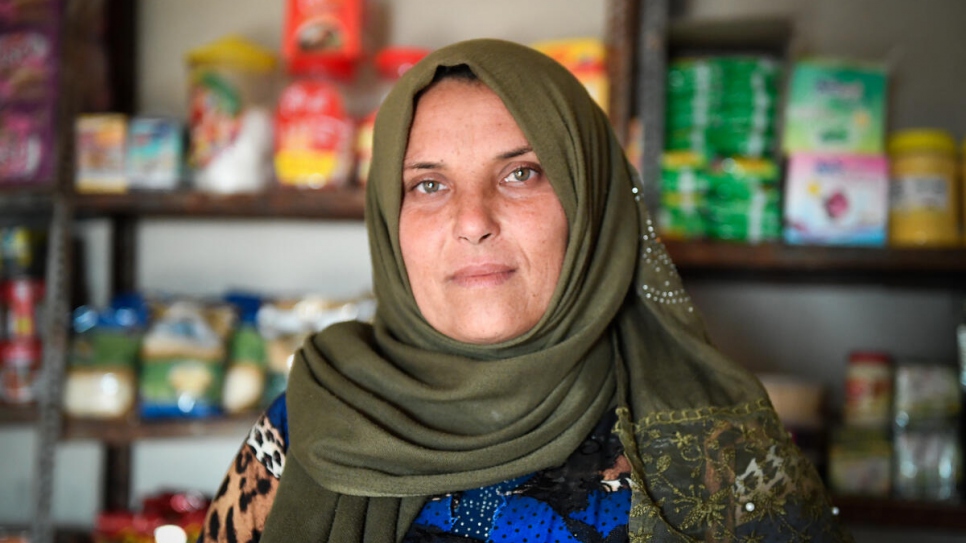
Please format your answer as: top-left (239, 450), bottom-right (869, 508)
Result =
top-left (415, 180), bottom-right (442, 194)
top-left (505, 167), bottom-right (536, 183)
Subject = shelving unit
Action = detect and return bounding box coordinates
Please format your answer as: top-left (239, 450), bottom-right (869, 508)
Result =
top-left (3, 0), bottom-right (963, 540)
top-left (635, 0), bottom-right (966, 536)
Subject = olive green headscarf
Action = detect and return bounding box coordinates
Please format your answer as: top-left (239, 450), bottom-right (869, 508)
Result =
top-left (261, 38), bottom-right (767, 543)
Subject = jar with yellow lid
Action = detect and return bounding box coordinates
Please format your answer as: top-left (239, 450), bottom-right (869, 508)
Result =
top-left (887, 129), bottom-right (960, 247)
top-left (185, 35), bottom-right (278, 193)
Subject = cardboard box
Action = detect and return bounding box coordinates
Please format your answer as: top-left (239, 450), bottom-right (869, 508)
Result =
top-left (783, 153), bottom-right (889, 246)
top-left (126, 117), bottom-right (184, 190)
top-left (75, 114), bottom-right (128, 193)
top-left (782, 59), bottom-right (887, 155)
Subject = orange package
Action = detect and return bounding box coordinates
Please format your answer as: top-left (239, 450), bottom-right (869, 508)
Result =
top-left (283, 0), bottom-right (363, 77)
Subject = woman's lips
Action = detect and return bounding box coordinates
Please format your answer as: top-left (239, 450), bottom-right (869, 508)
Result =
top-left (448, 264), bottom-right (515, 287)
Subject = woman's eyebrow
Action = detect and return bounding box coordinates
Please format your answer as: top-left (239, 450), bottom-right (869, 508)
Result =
top-left (403, 160), bottom-right (442, 170)
top-left (497, 146), bottom-right (534, 160)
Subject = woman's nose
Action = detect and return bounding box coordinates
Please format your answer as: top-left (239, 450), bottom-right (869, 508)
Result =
top-left (454, 189), bottom-right (499, 244)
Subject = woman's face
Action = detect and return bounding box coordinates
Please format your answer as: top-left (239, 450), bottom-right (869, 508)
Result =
top-left (399, 79), bottom-right (569, 344)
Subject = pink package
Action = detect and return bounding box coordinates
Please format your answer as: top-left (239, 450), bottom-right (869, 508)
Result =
top-left (0, 0), bottom-right (60, 186)
top-left (783, 153), bottom-right (890, 246)
top-left (0, 106), bottom-right (54, 184)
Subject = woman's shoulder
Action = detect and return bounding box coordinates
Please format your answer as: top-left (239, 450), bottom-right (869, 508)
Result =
top-left (197, 394), bottom-right (290, 543)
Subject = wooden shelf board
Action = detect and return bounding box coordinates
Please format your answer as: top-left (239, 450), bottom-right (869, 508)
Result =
top-left (834, 495), bottom-right (966, 531)
top-left (0, 185), bottom-right (56, 220)
top-left (664, 240), bottom-right (966, 285)
top-left (63, 411), bottom-right (260, 444)
top-left (74, 188), bottom-right (366, 220)
top-left (0, 405), bottom-right (39, 425)
top-left (668, 16), bottom-right (792, 56)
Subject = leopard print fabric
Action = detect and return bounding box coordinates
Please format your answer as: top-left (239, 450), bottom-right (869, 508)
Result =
top-left (199, 398), bottom-right (288, 543)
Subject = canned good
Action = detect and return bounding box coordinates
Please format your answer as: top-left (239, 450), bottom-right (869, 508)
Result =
top-left (888, 129), bottom-right (960, 247)
top-left (0, 339), bottom-right (42, 404)
top-left (843, 351), bottom-right (893, 427)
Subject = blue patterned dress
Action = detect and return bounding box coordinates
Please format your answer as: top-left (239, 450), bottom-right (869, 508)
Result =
top-left (199, 394), bottom-right (632, 543)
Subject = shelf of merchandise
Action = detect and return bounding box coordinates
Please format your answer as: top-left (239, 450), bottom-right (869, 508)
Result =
top-left (62, 411), bottom-right (261, 445)
top-left (833, 495), bottom-right (966, 531)
top-left (73, 187), bottom-right (366, 220)
top-left (636, 0), bottom-right (966, 534)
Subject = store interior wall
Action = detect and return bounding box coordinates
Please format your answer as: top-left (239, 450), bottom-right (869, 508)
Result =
top-left (0, 1), bottom-right (963, 541)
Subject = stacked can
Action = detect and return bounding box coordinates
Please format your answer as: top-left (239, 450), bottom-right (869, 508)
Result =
top-left (0, 226), bottom-right (46, 405)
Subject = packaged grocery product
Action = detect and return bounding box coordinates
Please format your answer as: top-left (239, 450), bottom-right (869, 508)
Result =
top-left (222, 293), bottom-right (266, 414)
top-left (256, 294), bottom-right (375, 404)
top-left (827, 426), bottom-right (892, 497)
top-left (138, 300), bottom-right (234, 419)
top-left (0, 226), bottom-right (46, 279)
top-left (658, 151), bottom-right (708, 240)
top-left (2, 277), bottom-right (44, 339)
top-left (0, 338), bottom-right (41, 404)
top-left (142, 489), bottom-right (209, 543)
top-left (93, 510), bottom-right (165, 543)
top-left (887, 129), bottom-right (960, 247)
top-left (893, 359), bottom-right (960, 426)
top-left (283, 0), bottom-right (364, 77)
top-left (665, 56), bottom-right (780, 160)
top-left (0, 26), bottom-right (58, 105)
top-left (666, 58), bottom-right (723, 96)
top-left (185, 36), bottom-right (276, 194)
top-left (757, 373), bottom-right (825, 429)
top-left (75, 113), bottom-right (128, 193)
top-left (705, 157), bottom-right (781, 243)
top-left (893, 425), bottom-right (961, 501)
top-left (782, 58), bottom-right (888, 155)
top-left (63, 302), bottom-right (145, 419)
top-left (126, 117), bottom-right (185, 191)
top-left (842, 351), bottom-right (893, 427)
top-left (530, 38), bottom-right (609, 114)
top-left (0, 106), bottom-right (56, 185)
top-left (355, 47), bottom-right (429, 186)
top-left (783, 153), bottom-right (889, 246)
top-left (0, 0), bottom-right (60, 187)
top-left (274, 76), bottom-right (355, 188)
top-left (0, 0), bottom-right (60, 27)
top-left (705, 192), bottom-right (781, 243)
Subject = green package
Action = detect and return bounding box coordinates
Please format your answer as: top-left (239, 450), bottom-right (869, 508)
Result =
top-left (782, 58), bottom-right (888, 154)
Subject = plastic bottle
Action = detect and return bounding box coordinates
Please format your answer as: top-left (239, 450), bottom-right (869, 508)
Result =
top-left (185, 36), bottom-right (277, 194)
top-left (274, 62), bottom-right (356, 189)
top-left (887, 129), bottom-right (960, 247)
top-left (355, 47), bottom-right (429, 187)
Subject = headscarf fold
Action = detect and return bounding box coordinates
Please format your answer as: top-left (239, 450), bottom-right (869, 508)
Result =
top-left (261, 38), bottom-right (767, 543)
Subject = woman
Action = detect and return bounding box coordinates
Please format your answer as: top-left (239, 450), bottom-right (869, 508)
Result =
top-left (200, 39), bottom-right (852, 543)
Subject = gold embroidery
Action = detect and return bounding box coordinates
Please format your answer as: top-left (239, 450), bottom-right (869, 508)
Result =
top-left (622, 400), bottom-right (854, 542)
